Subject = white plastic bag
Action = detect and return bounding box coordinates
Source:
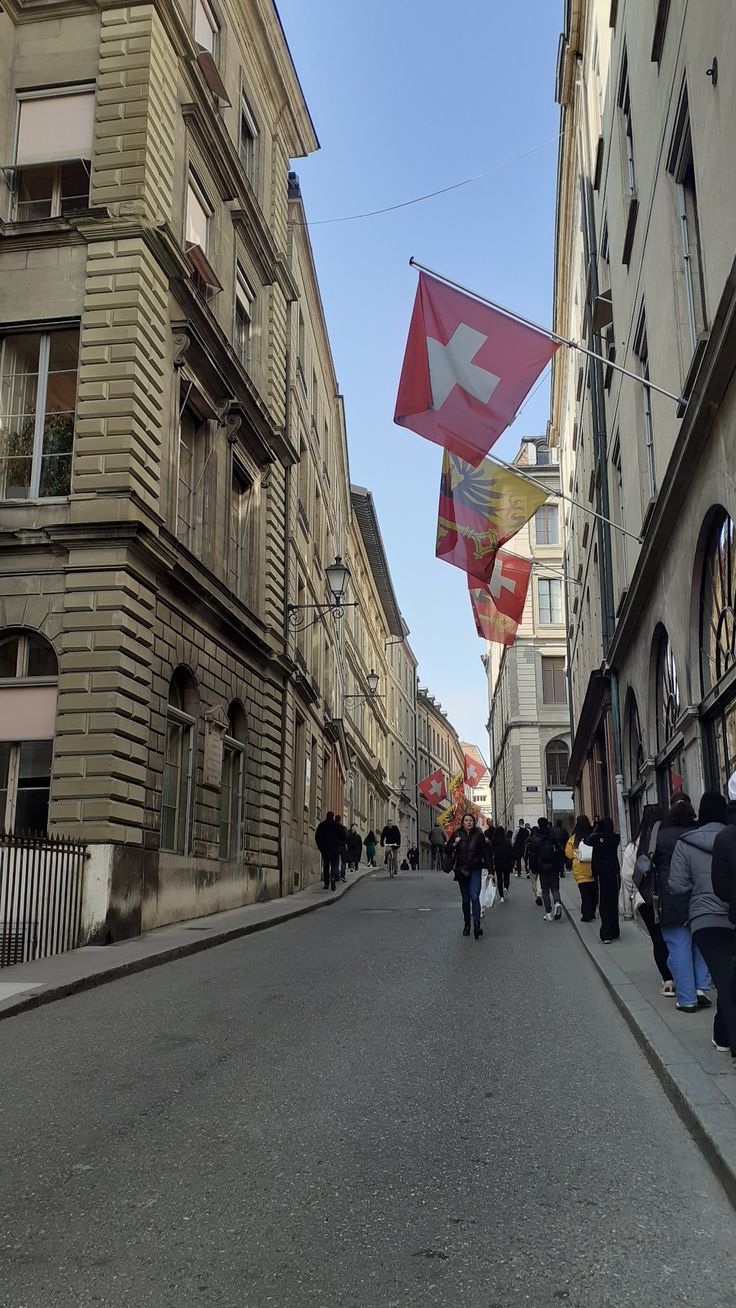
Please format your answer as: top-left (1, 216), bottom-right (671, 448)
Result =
top-left (480, 873), bottom-right (497, 914)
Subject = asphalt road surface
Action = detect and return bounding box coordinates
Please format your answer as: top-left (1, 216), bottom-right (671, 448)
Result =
top-left (1, 871), bottom-right (735, 1308)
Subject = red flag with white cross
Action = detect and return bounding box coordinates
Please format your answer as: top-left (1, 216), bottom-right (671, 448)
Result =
top-left (484, 550), bottom-right (532, 624)
top-left (463, 754), bottom-right (487, 788)
top-left (395, 272), bottom-right (559, 466)
top-left (418, 768), bottom-right (447, 808)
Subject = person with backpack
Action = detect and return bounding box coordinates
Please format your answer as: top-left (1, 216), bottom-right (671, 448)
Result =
top-left (647, 798), bottom-right (702, 1002)
top-left (527, 817), bottom-right (564, 922)
top-left (669, 792), bottom-right (734, 1055)
top-left (588, 817), bottom-right (621, 942)
top-left (490, 825), bottom-right (515, 903)
top-left (346, 824), bottom-right (363, 872)
top-left (512, 820), bottom-right (529, 877)
top-left (566, 815), bottom-right (596, 922)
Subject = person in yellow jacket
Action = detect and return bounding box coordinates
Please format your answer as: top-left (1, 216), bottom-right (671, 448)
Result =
top-left (566, 815), bottom-right (597, 922)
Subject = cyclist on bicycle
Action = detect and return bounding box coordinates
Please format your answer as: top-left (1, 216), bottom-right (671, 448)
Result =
top-left (429, 821), bottom-right (447, 871)
top-left (380, 821), bottom-right (402, 875)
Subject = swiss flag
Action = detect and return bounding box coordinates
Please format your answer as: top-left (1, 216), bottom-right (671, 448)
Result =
top-left (418, 768), bottom-right (447, 808)
top-left (395, 272), bottom-right (559, 467)
top-left (481, 550), bottom-right (532, 624)
top-left (463, 754), bottom-right (487, 788)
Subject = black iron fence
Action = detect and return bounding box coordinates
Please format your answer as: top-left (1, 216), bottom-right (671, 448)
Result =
top-left (0, 832), bottom-right (87, 968)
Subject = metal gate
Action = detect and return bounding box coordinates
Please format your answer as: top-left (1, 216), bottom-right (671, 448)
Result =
top-left (0, 832), bottom-right (87, 968)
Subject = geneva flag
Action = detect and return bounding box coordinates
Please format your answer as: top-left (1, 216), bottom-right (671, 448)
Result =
top-left (468, 578), bottom-right (520, 646)
top-left (436, 451), bottom-right (548, 583)
top-left (394, 272), bottom-right (559, 467)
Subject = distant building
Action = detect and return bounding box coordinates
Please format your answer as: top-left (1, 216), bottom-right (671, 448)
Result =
top-left (416, 689), bottom-right (464, 867)
top-left (485, 439), bottom-right (573, 833)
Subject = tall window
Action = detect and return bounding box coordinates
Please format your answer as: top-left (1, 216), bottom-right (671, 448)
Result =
top-left (12, 88), bottom-right (93, 221)
top-left (634, 308), bottom-right (656, 501)
top-left (229, 462), bottom-right (251, 599)
top-left (0, 328), bottom-right (79, 499)
top-left (234, 266), bottom-right (254, 372)
top-left (542, 656), bottom-right (567, 704)
top-left (177, 393), bottom-right (207, 553)
top-left (535, 504), bottom-right (559, 545)
top-left (239, 95), bottom-right (259, 189)
top-left (611, 435), bottom-right (628, 585)
top-left (193, 0), bottom-right (218, 53)
top-left (618, 50), bottom-right (636, 194)
top-left (655, 630), bottom-right (681, 752)
top-left (627, 692), bottom-right (645, 786)
top-left (700, 510), bottom-right (736, 696)
top-left (185, 176), bottom-right (220, 298)
top-left (220, 703), bottom-right (245, 860)
top-left (667, 85), bottom-right (707, 356)
top-left (546, 739), bottom-right (570, 788)
top-left (0, 631), bottom-right (58, 833)
top-left (538, 578), bottom-right (562, 624)
top-left (161, 669), bottom-right (196, 854)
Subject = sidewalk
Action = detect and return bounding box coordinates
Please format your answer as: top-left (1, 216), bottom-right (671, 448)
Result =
top-left (0, 865), bottom-right (373, 1023)
top-left (559, 875), bottom-right (736, 1205)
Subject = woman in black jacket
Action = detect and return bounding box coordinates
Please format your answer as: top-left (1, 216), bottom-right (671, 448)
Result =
top-left (491, 826), bottom-right (515, 902)
top-left (589, 817), bottom-right (621, 943)
top-left (446, 813), bottom-right (489, 939)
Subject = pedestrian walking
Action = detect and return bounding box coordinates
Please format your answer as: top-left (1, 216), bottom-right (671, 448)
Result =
top-left (407, 844), bottom-right (419, 870)
top-left (669, 792), bottom-right (735, 1058)
top-left (429, 821), bottom-right (447, 870)
top-left (445, 813), bottom-right (489, 939)
top-left (527, 817), bottom-right (564, 921)
top-left (645, 799), bottom-right (699, 999)
top-left (589, 817), bottom-right (621, 942)
top-left (554, 820), bottom-right (569, 875)
top-left (364, 829), bottom-right (377, 867)
top-left (334, 813), bottom-right (349, 882)
top-left (490, 826), bottom-right (514, 902)
top-left (315, 811), bottom-right (340, 891)
top-left (512, 819), bottom-right (529, 877)
top-left (346, 823), bottom-right (363, 872)
top-left (566, 816), bottom-right (597, 922)
top-left (711, 772), bottom-right (736, 1006)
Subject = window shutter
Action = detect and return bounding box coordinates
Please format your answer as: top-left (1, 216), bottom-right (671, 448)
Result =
top-left (16, 92), bottom-right (95, 166)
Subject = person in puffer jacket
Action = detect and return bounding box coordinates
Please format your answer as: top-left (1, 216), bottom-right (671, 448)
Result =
top-left (711, 772), bottom-right (736, 928)
top-left (668, 792), bottom-right (735, 1061)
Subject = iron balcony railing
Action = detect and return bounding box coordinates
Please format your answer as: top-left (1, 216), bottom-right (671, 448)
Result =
top-left (0, 831), bottom-right (87, 968)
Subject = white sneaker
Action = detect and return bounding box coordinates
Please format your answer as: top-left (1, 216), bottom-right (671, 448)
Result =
top-left (712, 1038), bottom-right (730, 1053)
top-left (543, 912), bottom-right (553, 922)
top-left (553, 902), bottom-right (563, 921)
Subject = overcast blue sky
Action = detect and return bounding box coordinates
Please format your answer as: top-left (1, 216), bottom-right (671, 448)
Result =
top-left (277, 0), bottom-right (563, 751)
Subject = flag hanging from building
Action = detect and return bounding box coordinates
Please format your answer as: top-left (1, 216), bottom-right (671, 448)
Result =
top-left (394, 272), bottom-right (559, 467)
top-left (449, 768), bottom-right (465, 805)
top-left (418, 768), bottom-right (447, 807)
top-left (484, 549), bottom-right (532, 624)
top-left (463, 753), bottom-right (488, 787)
top-left (436, 451), bottom-right (548, 583)
top-left (468, 578), bottom-right (520, 646)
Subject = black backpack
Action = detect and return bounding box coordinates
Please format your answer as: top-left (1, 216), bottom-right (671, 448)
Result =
top-left (633, 822), bottom-right (660, 905)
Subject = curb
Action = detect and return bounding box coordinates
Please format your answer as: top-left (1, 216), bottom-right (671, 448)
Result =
top-left (0, 867), bottom-right (374, 1024)
top-left (562, 888), bottom-right (736, 1209)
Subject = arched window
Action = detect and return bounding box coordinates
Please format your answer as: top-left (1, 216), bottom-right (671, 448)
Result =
top-left (626, 691), bottom-right (645, 786)
top-left (700, 509), bottom-right (736, 696)
top-left (0, 630), bottom-right (58, 833)
top-left (545, 738), bottom-right (570, 788)
top-left (161, 668), bottom-right (197, 854)
top-left (655, 630), bottom-right (681, 751)
top-left (220, 702), bottom-right (246, 860)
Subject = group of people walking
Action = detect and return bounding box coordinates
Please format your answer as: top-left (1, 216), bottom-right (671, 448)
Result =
top-left (314, 814), bottom-right (417, 889)
top-left (564, 780), bottom-right (736, 1065)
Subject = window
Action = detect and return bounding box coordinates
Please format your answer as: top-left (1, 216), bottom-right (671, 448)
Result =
top-left (234, 267), bottom-right (254, 372)
top-left (546, 739), bottom-right (570, 788)
top-left (186, 178), bottom-right (210, 254)
top-left (220, 703), bottom-right (245, 859)
top-left (542, 656), bottom-right (567, 704)
top-left (667, 85), bottom-right (707, 355)
top-left (193, 0), bottom-right (218, 54)
top-left (161, 669), bottom-right (196, 853)
top-left (0, 632), bottom-right (58, 834)
top-left (229, 462), bottom-right (251, 599)
top-left (655, 630), bottom-right (681, 751)
top-left (634, 307), bottom-right (656, 501)
top-left (618, 50), bottom-right (636, 194)
top-left (627, 692), bottom-right (645, 786)
top-left (535, 504), bottom-right (559, 545)
top-left (535, 444), bottom-right (551, 467)
top-left (700, 510), bottom-right (736, 696)
top-left (12, 89), bottom-right (94, 221)
top-left (538, 578), bottom-right (562, 624)
top-left (239, 95), bottom-right (259, 189)
top-left (651, 0), bottom-right (672, 63)
top-left (0, 328), bottom-right (79, 500)
top-left (177, 393), bottom-right (207, 552)
top-left (610, 435), bottom-right (628, 584)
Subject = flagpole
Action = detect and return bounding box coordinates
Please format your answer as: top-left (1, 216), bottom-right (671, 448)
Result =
top-left (487, 453), bottom-right (644, 544)
top-left (409, 258), bottom-right (686, 408)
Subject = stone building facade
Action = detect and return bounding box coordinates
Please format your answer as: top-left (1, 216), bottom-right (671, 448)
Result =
top-left (0, 0), bottom-right (318, 936)
top-left (485, 439), bottom-right (572, 833)
top-left (552, 0), bottom-right (736, 834)
top-left (416, 688), bottom-right (464, 867)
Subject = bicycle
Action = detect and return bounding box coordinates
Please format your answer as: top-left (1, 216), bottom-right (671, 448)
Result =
top-left (385, 844), bottom-right (399, 878)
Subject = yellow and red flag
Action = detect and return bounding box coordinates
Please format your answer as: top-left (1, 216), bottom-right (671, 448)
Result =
top-left (436, 451), bottom-right (548, 583)
top-left (468, 578), bottom-right (520, 646)
top-left (449, 769), bottom-right (465, 805)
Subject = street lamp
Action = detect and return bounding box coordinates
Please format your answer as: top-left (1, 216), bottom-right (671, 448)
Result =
top-left (344, 669), bottom-right (383, 705)
top-left (399, 771), bottom-right (407, 794)
top-left (287, 555), bottom-right (356, 630)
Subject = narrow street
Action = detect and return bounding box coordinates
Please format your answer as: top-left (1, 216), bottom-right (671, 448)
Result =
top-left (1, 872), bottom-right (734, 1308)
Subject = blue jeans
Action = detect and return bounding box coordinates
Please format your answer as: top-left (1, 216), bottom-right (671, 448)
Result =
top-left (458, 869), bottom-right (483, 929)
top-left (661, 924), bottom-right (711, 1006)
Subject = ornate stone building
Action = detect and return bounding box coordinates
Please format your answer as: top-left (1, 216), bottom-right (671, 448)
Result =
top-left (552, 0), bottom-right (736, 833)
top-left (416, 688), bottom-right (464, 866)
